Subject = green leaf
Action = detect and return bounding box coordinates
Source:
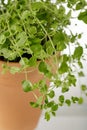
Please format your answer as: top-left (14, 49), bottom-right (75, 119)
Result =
top-left (29, 26), bottom-right (37, 34)
top-left (67, 74), bottom-right (76, 86)
top-left (31, 44), bottom-right (42, 54)
top-left (78, 61), bottom-right (83, 68)
top-left (52, 111), bottom-right (56, 116)
top-left (71, 96), bottom-right (79, 103)
top-left (53, 31), bottom-right (66, 51)
top-left (38, 61), bottom-right (52, 78)
top-left (30, 102), bottom-right (39, 108)
top-left (62, 54), bottom-right (69, 62)
top-left (10, 24), bottom-right (20, 34)
top-left (65, 99), bottom-right (71, 106)
top-left (0, 34), bottom-right (6, 44)
top-left (51, 104), bottom-right (58, 111)
top-left (48, 90), bottom-right (55, 98)
top-left (0, 48), bottom-right (17, 60)
top-left (62, 86), bottom-right (69, 93)
top-left (39, 80), bottom-right (48, 94)
top-left (22, 80), bottom-right (32, 92)
top-left (16, 32), bottom-right (27, 47)
top-left (59, 95), bottom-right (65, 103)
top-left (81, 85), bottom-right (87, 91)
top-left (2, 63), bottom-right (10, 74)
top-left (10, 66), bottom-right (20, 74)
top-left (31, 2), bottom-right (43, 11)
top-left (73, 46), bottom-right (83, 60)
top-left (78, 11), bottom-right (87, 24)
top-left (54, 79), bottom-right (62, 87)
top-left (71, 34), bottom-right (77, 43)
top-left (45, 112), bottom-right (50, 121)
top-left (76, 1), bottom-right (86, 10)
top-left (31, 38), bottom-right (41, 44)
top-left (66, 10), bottom-right (71, 19)
top-left (78, 71), bottom-right (84, 77)
top-left (28, 56), bottom-right (37, 67)
top-left (78, 97), bottom-right (84, 104)
top-left (19, 58), bottom-right (29, 66)
top-left (53, 31), bottom-right (65, 43)
top-left (38, 61), bottom-right (48, 73)
top-left (59, 62), bottom-right (69, 74)
top-left (78, 34), bottom-right (82, 39)
top-left (46, 41), bottom-right (55, 55)
top-left (59, 5), bottom-right (65, 14)
top-left (21, 10), bottom-right (30, 20)
top-left (31, 43), bottom-right (45, 59)
top-left (36, 96), bottom-right (43, 105)
top-left (4, 31), bottom-right (10, 37)
top-left (57, 41), bottom-right (66, 51)
top-left (47, 101), bottom-right (55, 108)
top-left (45, 96), bottom-right (49, 104)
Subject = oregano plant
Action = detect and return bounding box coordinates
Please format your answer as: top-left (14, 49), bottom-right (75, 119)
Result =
top-left (0, 0), bottom-right (87, 121)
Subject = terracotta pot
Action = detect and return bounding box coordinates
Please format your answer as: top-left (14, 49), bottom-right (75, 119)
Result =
top-left (0, 61), bottom-right (46, 130)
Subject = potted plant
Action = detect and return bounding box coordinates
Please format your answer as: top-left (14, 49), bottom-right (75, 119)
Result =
top-left (0, 0), bottom-right (87, 130)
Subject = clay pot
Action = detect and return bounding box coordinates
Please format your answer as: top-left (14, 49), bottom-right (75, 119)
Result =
top-left (0, 61), bottom-right (46, 130)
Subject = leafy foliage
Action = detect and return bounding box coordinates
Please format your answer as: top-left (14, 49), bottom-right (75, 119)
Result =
top-left (22, 80), bottom-right (33, 92)
top-left (0, 0), bottom-right (87, 121)
top-left (78, 10), bottom-right (87, 24)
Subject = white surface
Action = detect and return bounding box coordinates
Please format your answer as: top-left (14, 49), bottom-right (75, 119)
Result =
top-left (37, 117), bottom-right (87, 130)
top-left (36, 104), bottom-right (87, 130)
